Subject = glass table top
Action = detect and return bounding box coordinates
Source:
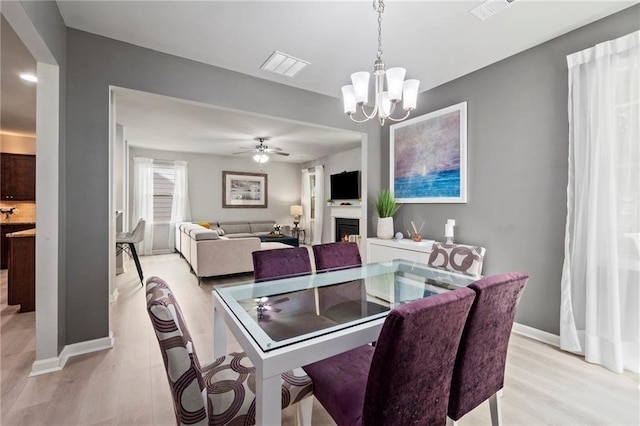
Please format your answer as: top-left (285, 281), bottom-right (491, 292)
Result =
top-left (214, 260), bottom-right (477, 352)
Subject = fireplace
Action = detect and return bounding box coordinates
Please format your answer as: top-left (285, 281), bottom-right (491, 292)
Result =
top-left (335, 218), bottom-right (359, 243)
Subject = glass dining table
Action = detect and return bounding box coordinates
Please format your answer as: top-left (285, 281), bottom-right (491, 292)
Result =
top-left (212, 259), bottom-right (477, 425)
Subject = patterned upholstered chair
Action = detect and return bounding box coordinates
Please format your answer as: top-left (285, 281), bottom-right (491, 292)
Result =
top-left (428, 242), bottom-right (486, 277)
top-left (304, 287), bottom-right (476, 426)
top-left (447, 272), bottom-right (529, 426)
top-left (312, 242), bottom-right (362, 272)
top-left (252, 247), bottom-right (312, 282)
top-left (145, 276), bottom-right (313, 426)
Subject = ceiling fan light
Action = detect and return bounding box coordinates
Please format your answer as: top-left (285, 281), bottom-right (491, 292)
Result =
top-left (253, 154), bottom-right (269, 163)
top-left (342, 85), bottom-right (357, 114)
top-left (402, 79), bottom-right (420, 110)
top-left (351, 71), bottom-right (370, 104)
top-left (386, 67), bottom-right (406, 101)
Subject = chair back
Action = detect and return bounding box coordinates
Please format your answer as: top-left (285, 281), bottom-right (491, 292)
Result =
top-left (252, 247), bottom-right (312, 282)
top-left (428, 242), bottom-right (486, 277)
top-left (448, 272), bottom-right (529, 421)
top-left (130, 218), bottom-right (146, 243)
top-left (312, 242), bottom-right (362, 272)
top-left (145, 277), bottom-right (207, 425)
top-left (362, 287), bottom-right (476, 425)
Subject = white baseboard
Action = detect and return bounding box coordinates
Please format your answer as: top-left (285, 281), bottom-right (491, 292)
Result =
top-left (152, 249), bottom-right (172, 255)
top-left (29, 333), bottom-right (114, 377)
top-left (513, 322), bottom-right (560, 347)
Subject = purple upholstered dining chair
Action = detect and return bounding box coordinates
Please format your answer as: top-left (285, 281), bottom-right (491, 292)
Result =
top-left (145, 276), bottom-right (314, 426)
top-left (428, 241), bottom-right (486, 277)
top-left (303, 287), bottom-right (477, 426)
top-left (447, 272), bottom-right (529, 426)
top-left (312, 242), bottom-right (362, 272)
top-left (252, 246), bottom-right (312, 282)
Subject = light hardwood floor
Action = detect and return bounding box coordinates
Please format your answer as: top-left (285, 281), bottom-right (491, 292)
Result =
top-left (1, 253), bottom-right (638, 425)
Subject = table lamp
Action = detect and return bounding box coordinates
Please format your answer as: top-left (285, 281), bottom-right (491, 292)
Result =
top-left (290, 205), bottom-right (302, 229)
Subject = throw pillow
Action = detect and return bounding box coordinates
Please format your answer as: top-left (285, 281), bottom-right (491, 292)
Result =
top-left (196, 222), bottom-right (211, 229)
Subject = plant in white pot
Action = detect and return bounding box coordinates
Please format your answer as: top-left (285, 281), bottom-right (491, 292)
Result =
top-left (375, 190), bottom-right (400, 239)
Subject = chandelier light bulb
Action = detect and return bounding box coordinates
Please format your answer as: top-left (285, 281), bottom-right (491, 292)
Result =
top-left (340, 0), bottom-right (420, 126)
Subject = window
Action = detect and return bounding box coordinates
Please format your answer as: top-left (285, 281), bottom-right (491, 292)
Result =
top-left (310, 173), bottom-right (316, 220)
top-left (153, 162), bottom-right (175, 223)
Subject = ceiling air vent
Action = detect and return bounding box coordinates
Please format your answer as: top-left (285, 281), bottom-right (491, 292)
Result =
top-left (470, 0), bottom-right (516, 21)
top-left (260, 51), bottom-right (309, 77)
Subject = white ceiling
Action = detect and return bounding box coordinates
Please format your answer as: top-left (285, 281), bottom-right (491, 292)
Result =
top-left (114, 88), bottom-right (362, 162)
top-left (4, 1), bottom-right (637, 161)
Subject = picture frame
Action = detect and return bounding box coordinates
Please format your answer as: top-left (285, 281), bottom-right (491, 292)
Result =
top-left (222, 171), bottom-right (268, 208)
top-left (390, 101), bottom-right (467, 203)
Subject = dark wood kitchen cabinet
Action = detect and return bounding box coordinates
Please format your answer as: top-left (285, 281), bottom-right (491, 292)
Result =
top-left (1, 223), bottom-right (34, 269)
top-left (7, 230), bottom-right (35, 312)
top-left (1, 153), bottom-right (36, 201)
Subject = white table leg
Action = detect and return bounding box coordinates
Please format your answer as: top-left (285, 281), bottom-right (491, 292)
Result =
top-left (213, 303), bottom-right (227, 358)
top-left (256, 372), bottom-right (282, 425)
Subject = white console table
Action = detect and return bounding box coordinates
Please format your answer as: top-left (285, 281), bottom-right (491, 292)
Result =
top-left (366, 237), bottom-right (435, 264)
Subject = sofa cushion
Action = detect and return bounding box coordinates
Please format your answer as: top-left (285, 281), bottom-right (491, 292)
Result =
top-left (225, 232), bottom-right (255, 239)
top-left (219, 221), bottom-right (251, 234)
top-left (191, 229), bottom-right (219, 241)
top-left (250, 221), bottom-right (276, 234)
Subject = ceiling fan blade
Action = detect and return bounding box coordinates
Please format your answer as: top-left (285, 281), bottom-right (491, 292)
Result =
top-left (270, 297), bottom-right (290, 305)
top-left (266, 146), bottom-right (283, 151)
top-left (270, 151), bottom-right (290, 156)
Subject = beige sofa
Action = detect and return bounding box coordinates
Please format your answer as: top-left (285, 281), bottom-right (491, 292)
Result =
top-left (176, 222), bottom-right (290, 281)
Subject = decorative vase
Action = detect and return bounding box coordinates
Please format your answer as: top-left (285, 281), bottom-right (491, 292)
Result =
top-left (377, 217), bottom-right (394, 239)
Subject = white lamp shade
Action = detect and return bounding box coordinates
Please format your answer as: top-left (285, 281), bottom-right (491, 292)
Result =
top-left (385, 67), bottom-right (406, 101)
top-left (351, 71), bottom-right (370, 104)
top-left (402, 79), bottom-right (420, 110)
top-left (341, 85), bottom-right (357, 114)
top-left (380, 92), bottom-right (392, 118)
top-left (290, 205), bottom-right (302, 216)
top-left (253, 154), bottom-right (269, 163)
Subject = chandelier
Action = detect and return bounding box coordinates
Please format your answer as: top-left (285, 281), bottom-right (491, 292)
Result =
top-left (341, 0), bottom-right (420, 126)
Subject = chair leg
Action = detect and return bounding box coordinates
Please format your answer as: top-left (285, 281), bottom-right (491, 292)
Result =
top-left (128, 243), bottom-right (144, 286)
top-left (295, 397), bottom-right (313, 426)
top-left (489, 391), bottom-right (503, 426)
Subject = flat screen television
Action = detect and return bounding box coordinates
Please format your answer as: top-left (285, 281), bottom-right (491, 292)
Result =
top-left (330, 171), bottom-right (360, 200)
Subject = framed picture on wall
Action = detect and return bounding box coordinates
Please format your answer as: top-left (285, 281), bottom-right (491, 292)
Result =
top-left (390, 102), bottom-right (467, 203)
top-left (222, 171), bottom-right (268, 208)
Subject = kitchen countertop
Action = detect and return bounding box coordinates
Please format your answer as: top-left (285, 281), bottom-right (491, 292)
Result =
top-left (6, 228), bottom-right (36, 238)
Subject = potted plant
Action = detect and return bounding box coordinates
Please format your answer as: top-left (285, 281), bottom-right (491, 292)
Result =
top-left (375, 190), bottom-right (399, 239)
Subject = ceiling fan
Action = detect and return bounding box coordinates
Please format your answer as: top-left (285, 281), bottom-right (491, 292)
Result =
top-left (233, 136), bottom-right (290, 163)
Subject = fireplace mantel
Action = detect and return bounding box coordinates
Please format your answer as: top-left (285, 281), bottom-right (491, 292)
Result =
top-left (329, 206), bottom-right (362, 220)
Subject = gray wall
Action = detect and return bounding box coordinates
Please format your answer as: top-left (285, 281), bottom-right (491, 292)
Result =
top-left (65, 29), bottom-right (380, 344)
top-left (129, 147), bottom-right (301, 251)
top-left (304, 146), bottom-right (362, 242)
top-left (14, 0), bottom-right (68, 353)
top-left (388, 6), bottom-right (640, 335)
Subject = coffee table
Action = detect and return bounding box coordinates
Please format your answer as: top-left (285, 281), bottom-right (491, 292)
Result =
top-left (258, 235), bottom-right (299, 247)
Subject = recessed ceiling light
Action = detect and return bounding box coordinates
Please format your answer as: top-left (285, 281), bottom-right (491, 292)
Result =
top-left (260, 51), bottom-right (309, 77)
top-left (19, 73), bottom-right (38, 83)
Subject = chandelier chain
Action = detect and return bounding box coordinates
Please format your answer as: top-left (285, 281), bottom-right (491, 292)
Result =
top-left (374, 0), bottom-right (384, 59)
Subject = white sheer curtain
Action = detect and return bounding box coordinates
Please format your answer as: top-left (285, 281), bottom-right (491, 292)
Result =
top-left (132, 157), bottom-right (154, 255)
top-left (168, 160), bottom-right (191, 251)
top-left (301, 169), bottom-right (312, 237)
top-left (313, 165), bottom-right (324, 244)
top-left (561, 31), bottom-right (640, 373)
